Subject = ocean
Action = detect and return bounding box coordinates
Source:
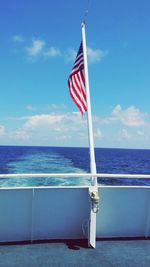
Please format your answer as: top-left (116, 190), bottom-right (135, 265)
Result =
top-left (0, 145), bottom-right (150, 187)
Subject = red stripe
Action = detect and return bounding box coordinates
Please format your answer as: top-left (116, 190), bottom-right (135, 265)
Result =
top-left (76, 72), bottom-right (86, 100)
top-left (71, 61), bottom-right (84, 76)
top-left (70, 91), bottom-right (84, 115)
top-left (68, 79), bottom-right (84, 114)
top-left (74, 55), bottom-right (84, 68)
top-left (68, 77), bottom-right (87, 113)
top-left (70, 77), bottom-right (87, 112)
top-left (68, 72), bottom-right (87, 113)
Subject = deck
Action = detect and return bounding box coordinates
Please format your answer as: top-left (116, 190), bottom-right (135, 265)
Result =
top-left (0, 239), bottom-right (150, 267)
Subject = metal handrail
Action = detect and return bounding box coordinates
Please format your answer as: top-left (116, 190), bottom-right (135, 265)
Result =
top-left (0, 173), bottom-right (150, 179)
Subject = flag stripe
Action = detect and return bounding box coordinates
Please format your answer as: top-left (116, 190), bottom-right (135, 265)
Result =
top-left (69, 77), bottom-right (86, 111)
top-left (69, 77), bottom-right (86, 114)
top-left (77, 71), bottom-right (86, 99)
top-left (70, 88), bottom-right (85, 114)
top-left (73, 74), bottom-right (86, 104)
top-left (68, 77), bottom-right (86, 113)
top-left (69, 79), bottom-right (85, 114)
top-left (74, 76), bottom-right (86, 107)
top-left (68, 42), bottom-right (87, 115)
top-left (71, 56), bottom-right (84, 74)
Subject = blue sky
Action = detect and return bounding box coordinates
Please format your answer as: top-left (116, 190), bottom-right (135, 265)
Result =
top-left (0, 0), bottom-right (150, 148)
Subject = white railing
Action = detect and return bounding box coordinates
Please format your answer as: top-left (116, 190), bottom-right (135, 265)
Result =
top-left (0, 172), bottom-right (150, 242)
top-left (0, 173), bottom-right (150, 179)
top-left (0, 173), bottom-right (150, 189)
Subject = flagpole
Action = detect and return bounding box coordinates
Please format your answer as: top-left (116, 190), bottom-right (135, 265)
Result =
top-left (81, 21), bottom-right (99, 248)
top-left (81, 21), bottom-right (97, 186)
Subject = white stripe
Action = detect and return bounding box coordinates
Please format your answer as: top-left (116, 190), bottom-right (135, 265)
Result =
top-left (74, 56), bottom-right (83, 67)
top-left (71, 63), bottom-right (84, 76)
top-left (69, 78), bottom-right (85, 112)
top-left (72, 75), bottom-right (86, 107)
top-left (70, 87), bottom-right (85, 113)
top-left (74, 75), bottom-right (86, 107)
top-left (75, 72), bottom-right (85, 93)
top-left (75, 52), bottom-right (83, 64)
top-left (75, 52), bottom-right (83, 61)
top-left (71, 58), bottom-right (84, 75)
top-left (76, 71), bottom-right (86, 96)
top-left (81, 69), bottom-right (86, 91)
top-left (69, 79), bottom-right (85, 113)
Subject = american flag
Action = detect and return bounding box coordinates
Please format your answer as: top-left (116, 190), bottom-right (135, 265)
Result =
top-left (68, 42), bottom-right (87, 115)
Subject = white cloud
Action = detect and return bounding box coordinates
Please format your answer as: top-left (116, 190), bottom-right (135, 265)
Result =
top-left (9, 112), bottom-right (105, 145)
top-left (9, 106), bottom-right (145, 146)
top-left (11, 34), bottom-right (108, 64)
top-left (12, 36), bottom-right (108, 64)
top-left (112, 105), bottom-right (147, 127)
top-left (14, 129), bottom-right (30, 140)
top-left (2, 103), bottom-right (150, 148)
top-left (18, 113), bottom-right (83, 133)
top-left (44, 47), bottom-right (61, 57)
top-left (95, 128), bottom-right (103, 140)
top-left (112, 104), bottom-right (122, 116)
top-left (65, 49), bottom-right (77, 62)
top-left (66, 46), bottom-right (108, 64)
top-left (24, 114), bottom-right (65, 130)
top-left (11, 113), bottom-right (86, 145)
top-left (25, 39), bottom-right (61, 60)
top-left (87, 47), bottom-right (108, 63)
top-left (26, 39), bottom-right (45, 57)
top-left (0, 125), bottom-right (6, 136)
top-left (119, 129), bottom-right (131, 140)
top-left (119, 128), bottom-right (148, 142)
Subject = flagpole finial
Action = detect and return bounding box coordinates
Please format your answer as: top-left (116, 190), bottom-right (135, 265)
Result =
top-left (81, 21), bottom-right (85, 28)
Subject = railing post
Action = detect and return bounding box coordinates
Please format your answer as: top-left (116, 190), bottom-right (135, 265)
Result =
top-left (145, 193), bottom-right (150, 238)
top-left (31, 188), bottom-right (35, 243)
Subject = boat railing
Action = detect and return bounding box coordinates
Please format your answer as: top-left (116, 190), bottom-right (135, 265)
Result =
top-left (0, 172), bottom-right (150, 183)
top-left (0, 172), bottom-right (150, 244)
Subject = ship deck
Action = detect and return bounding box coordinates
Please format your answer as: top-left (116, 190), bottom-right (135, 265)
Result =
top-left (0, 239), bottom-right (150, 267)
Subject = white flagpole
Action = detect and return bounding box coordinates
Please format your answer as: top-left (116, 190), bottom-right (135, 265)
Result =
top-left (81, 21), bottom-right (98, 248)
top-left (81, 21), bottom-right (97, 185)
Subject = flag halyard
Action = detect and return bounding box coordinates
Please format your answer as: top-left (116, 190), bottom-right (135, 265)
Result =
top-left (68, 42), bottom-right (87, 115)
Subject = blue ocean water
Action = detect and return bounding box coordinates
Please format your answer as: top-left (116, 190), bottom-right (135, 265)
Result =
top-left (0, 146), bottom-right (150, 187)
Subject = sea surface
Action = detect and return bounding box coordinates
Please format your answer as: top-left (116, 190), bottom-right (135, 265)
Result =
top-left (0, 145), bottom-right (150, 187)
